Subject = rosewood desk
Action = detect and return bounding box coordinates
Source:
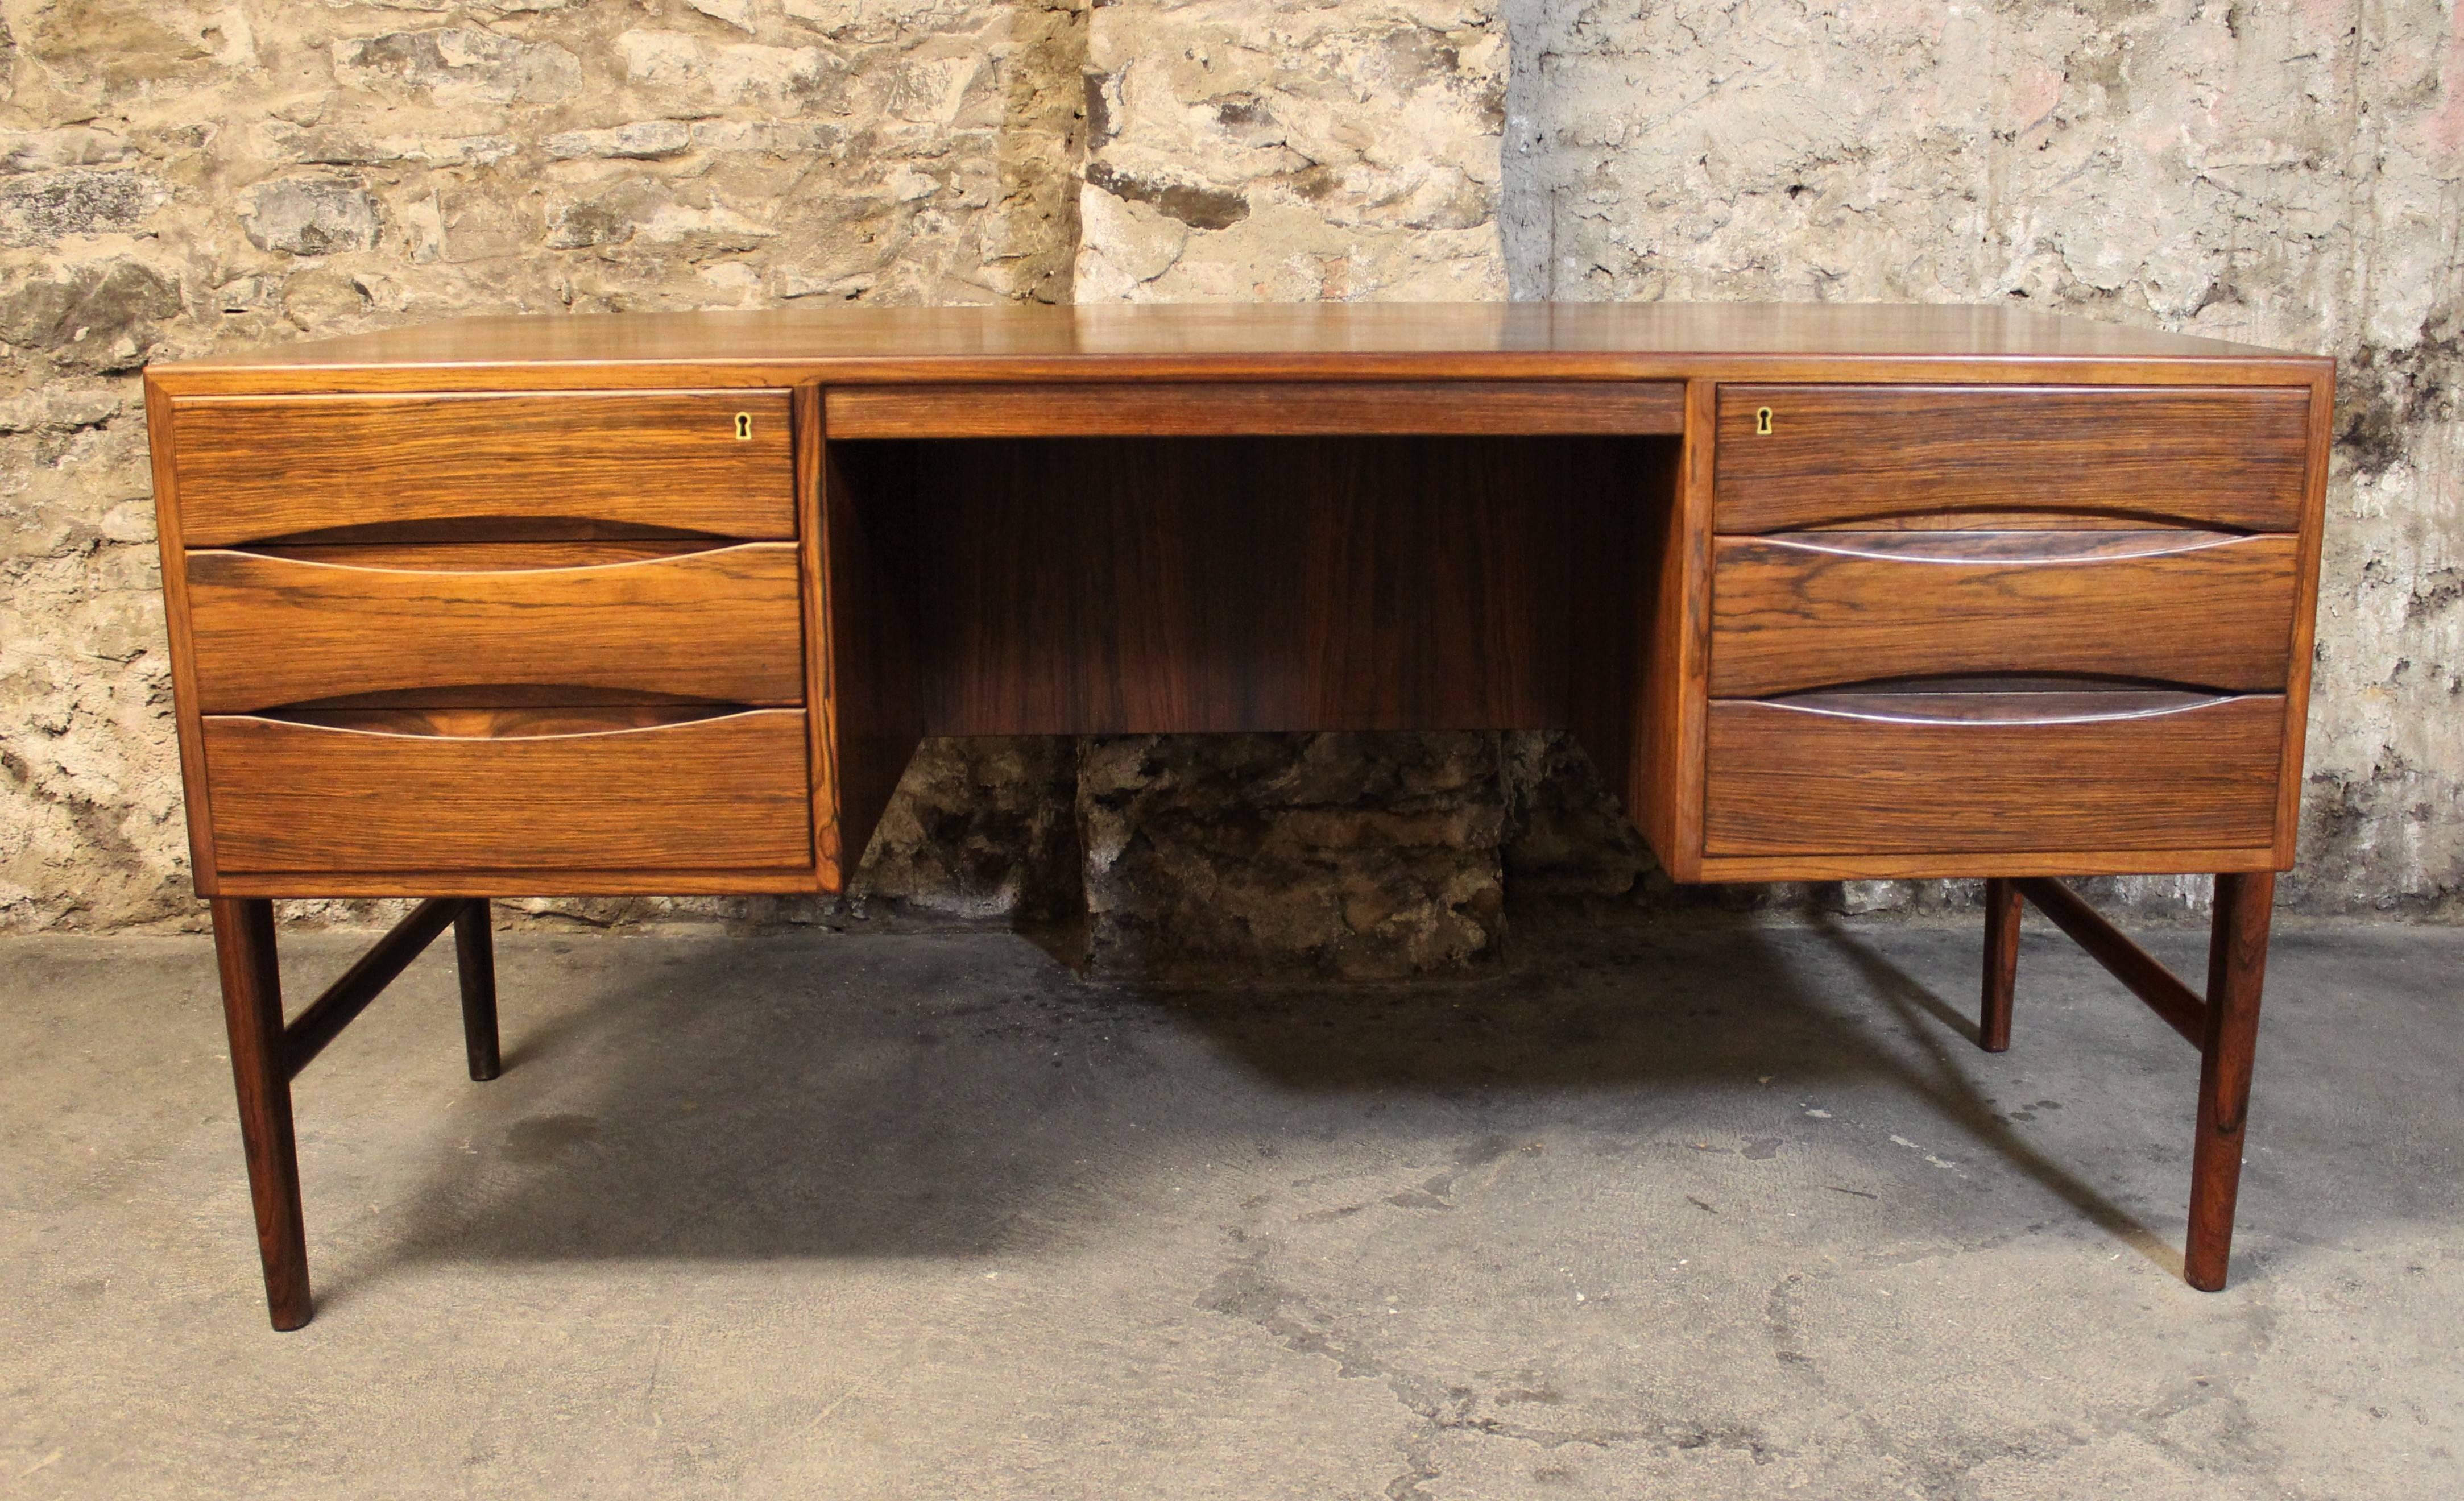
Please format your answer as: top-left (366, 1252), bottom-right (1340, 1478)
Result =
top-left (141, 303), bottom-right (2336, 1328)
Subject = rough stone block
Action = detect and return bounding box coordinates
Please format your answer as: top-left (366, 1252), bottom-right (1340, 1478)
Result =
top-left (0, 168), bottom-right (168, 248)
top-left (334, 28), bottom-right (582, 109)
top-left (0, 259), bottom-right (180, 372)
top-left (235, 176), bottom-right (382, 257)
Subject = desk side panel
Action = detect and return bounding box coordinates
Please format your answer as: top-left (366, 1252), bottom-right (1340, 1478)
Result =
top-left (1618, 379), bottom-right (1715, 878)
top-left (2272, 370), bottom-right (2338, 869)
top-left (144, 375), bottom-right (220, 893)
top-left (811, 390), bottom-right (922, 889)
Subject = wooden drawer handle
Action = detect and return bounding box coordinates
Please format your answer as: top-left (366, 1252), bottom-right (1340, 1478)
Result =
top-left (1761, 689), bottom-right (2238, 727)
top-left (1732, 530), bottom-right (2255, 563)
top-left (209, 540), bottom-right (772, 577)
top-left (247, 707), bottom-right (767, 742)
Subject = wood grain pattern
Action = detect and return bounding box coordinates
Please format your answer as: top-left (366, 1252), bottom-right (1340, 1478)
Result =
top-left (209, 868), bottom-right (828, 898)
top-left (1691, 847), bottom-right (2285, 882)
top-left (866, 436), bottom-right (1630, 735)
top-left (1708, 531), bottom-right (2301, 695)
top-left (797, 384), bottom-right (844, 883)
top-left (1703, 693), bottom-right (2285, 856)
top-left (185, 543), bottom-right (805, 713)
top-left (2275, 374), bottom-right (2338, 867)
top-left (201, 710), bottom-right (813, 872)
top-left (1715, 385), bottom-right (2312, 532)
top-left (171, 390), bottom-right (796, 546)
top-left (825, 380), bottom-right (1685, 438)
top-left (1649, 378), bottom-right (1718, 878)
top-left (813, 407), bottom-right (921, 888)
top-left (145, 377), bottom-right (220, 886)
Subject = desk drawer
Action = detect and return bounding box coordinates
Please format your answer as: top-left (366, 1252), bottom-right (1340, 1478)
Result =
top-left (1709, 531), bottom-right (2300, 696)
top-left (1715, 385), bottom-right (2311, 532)
top-left (184, 543), bottom-right (805, 713)
top-left (171, 391), bottom-right (796, 546)
top-left (1703, 693), bottom-right (2284, 856)
top-left (201, 710), bottom-right (813, 872)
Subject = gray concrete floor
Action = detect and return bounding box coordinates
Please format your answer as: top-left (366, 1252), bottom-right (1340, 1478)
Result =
top-left (2, 918), bottom-right (2458, 1499)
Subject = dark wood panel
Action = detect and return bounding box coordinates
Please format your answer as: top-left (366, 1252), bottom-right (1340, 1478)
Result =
top-left (1715, 385), bottom-right (2312, 531)
top-left (1703, 693), bottom-right (2285, 855)
top-left (146, 378), bottom-right (220, 881)
top-left (878, 436), bottom-right (1635, 735)
top-left (1709, 531), bottom-right (2301, 695)
top-left (1567, 379), bottom-right (1711, 878)
top-left (201, 710), bottom-right (813, 873)
top-left (171, 391), bottom-right (796, 546)
top-left (185, 544), bottom-right (805, 712)
top-left (2277, 374), bottom-right (2338, 865)
top-left (1560, 436), bottom-right (1677, 848)
top-left (814, 416), bottom-right (921, 886)
top-left (825, 381), bottom-right (1685, 438)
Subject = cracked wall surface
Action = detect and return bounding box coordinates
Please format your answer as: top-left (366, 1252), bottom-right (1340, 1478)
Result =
top-left (2, 0), bottom-right (2458, 951)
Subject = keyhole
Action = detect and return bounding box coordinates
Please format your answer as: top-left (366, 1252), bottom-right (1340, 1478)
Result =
top-left (734, 412), bottom-right (753, 441)
top-left (1755, 407), bottom-right (1774, 436)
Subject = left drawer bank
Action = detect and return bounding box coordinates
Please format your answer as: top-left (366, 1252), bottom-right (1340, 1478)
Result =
top-left (148, 387), bottom-right (826, 896)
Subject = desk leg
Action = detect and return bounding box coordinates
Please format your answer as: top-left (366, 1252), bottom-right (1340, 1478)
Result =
top-left (454, 899), bottom-right (502, 1082)
top-left (1978, 877), bottom-right (2020, 1052)
top-left (210, 897), bottom-right (313, 1331)
top-left (2186, 870), bottom-right (2273, 1291)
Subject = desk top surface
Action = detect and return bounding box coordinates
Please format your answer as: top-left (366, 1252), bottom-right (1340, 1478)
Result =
top-left (150, 302), bottom-right (2327, 395)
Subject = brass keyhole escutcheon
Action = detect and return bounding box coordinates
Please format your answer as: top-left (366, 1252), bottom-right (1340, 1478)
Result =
top-left (1755, 406), bottom-right (1774, 436)
top-left (734, 412), bottom-right (753, 441)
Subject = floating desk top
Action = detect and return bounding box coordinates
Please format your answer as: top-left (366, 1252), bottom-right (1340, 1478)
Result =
top-left (143, 302), bottom-right (2335, 1325)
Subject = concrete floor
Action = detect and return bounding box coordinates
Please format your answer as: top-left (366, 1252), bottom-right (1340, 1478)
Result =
top-left (2, 917), bottom-right (2458, 1499)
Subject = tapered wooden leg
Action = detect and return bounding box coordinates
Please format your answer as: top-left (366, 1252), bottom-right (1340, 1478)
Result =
top-left (210, 897), bottom-right (312, 1331)
top-left (453, 899), bottom-right (502, 1083)
top-left (2185, 870), bottom-right (2275, 1291)
top-left (1979, 876), bottom-right (2020, 1052)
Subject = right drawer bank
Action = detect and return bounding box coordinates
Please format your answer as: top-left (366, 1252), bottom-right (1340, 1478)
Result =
top-left (1702, 383), bottom-right (2314, 864)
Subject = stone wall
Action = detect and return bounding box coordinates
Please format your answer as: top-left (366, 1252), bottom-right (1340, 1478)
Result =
top-left (1078, 0), bottom-right (1505, 301)
top-left (2, 0), bottom-right (2458, 956)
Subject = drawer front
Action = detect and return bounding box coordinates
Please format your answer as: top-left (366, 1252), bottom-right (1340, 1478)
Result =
top-left (172, 391), bottom-right (796, 546)
top-left (1703, 694), bottom-right (2284, 856)
top-left (1709, 532), bottom-right (2301, 696)
top-left (1715, 385), bottom-right (2311, 532)
top-left (824, 381), bottom-right (1688, 438)
top-left (185, 544), bottom-right (805, 712)
top-left (201, 710), bottom-right (813, 872)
